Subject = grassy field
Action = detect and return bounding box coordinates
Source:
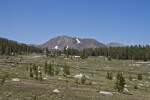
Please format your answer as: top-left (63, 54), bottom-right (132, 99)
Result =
top-left (0, 54), bottom-right (150, 100)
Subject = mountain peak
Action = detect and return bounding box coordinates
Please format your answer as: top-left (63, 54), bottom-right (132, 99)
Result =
top-left (39, 35), bottom-right (106, 50)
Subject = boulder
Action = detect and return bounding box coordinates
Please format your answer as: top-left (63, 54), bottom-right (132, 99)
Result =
top-left (100, 91), bottom-right (113, 95)
top-left (123, 88), bottom-right (129, 92)
top-left (12, 78), bottom-right (20, 82)
top-left (53, 89), bottom-right (60, 93)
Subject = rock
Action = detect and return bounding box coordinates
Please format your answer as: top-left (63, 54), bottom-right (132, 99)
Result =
top-left (129, 64), bottom-right (141, 67)
top-left (12, 78), bottom-right (20, 82)
top-left (138, 84), bottom-right (144, 86)
top-left (74, 73), bottom-right (89, 79)
top-left (92, 82), bottom-right (97, 85)
top-left (145, 81), bottom-right (148, 84)
top-left (43, 78), bottom-right (47, 80)
top-left (53, 89), bottom-right (60, 93)
top-left (113, 77), bottom-right (116, 80)
top-left (74, 73), bottom-right (83, 79)
top-left (125, 85), bottom-right (129, 88)
top-left (64, 58), bottom-right (69, 60)
top-left (60, 68), bottom-right (63, 71)
top-left (73, 56), bottom-right (80, 58)
top-left (136, 61), bottom-right (149, 64)
top-left (123, 88), bottom-right (129, 92)
top-left (100, 91), bottom-right (113, 95)
top-left (132, 79), bottom-right (137, 81)
top-left (32, 56), bottom-right (41, 58)
top-left (86, 75), bottom-right (89, 79)
top-left (58, 78), bottom-right (62, 80)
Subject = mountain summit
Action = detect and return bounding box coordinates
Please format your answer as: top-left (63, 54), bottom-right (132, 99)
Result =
top-left (39, 36), bottom-right (106, 50)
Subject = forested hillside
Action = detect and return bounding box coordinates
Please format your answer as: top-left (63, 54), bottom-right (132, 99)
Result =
top-left (0, 38), bottom-right (42, 55)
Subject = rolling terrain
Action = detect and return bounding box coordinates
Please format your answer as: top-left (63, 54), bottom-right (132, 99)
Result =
top-left (0, 54), bottom-right (150, 100)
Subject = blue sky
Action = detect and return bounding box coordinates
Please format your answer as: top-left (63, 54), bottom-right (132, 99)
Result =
top-left (0, 0), bottom-right (150, 45)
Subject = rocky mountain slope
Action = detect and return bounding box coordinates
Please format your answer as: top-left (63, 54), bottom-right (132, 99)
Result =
top-left (39, 36), bottom-right (107, 50)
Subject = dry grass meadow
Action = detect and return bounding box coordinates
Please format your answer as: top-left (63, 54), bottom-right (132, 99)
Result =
top-left (0, 54), bottom-right (150, 100)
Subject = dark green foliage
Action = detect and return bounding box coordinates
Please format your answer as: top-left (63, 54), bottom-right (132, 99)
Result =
top-left (32, 65), bottom-right (38, 79)
top-left (134, 85), bottom-right (138, 89)
top-left (52, 60), bottom-right (54, 63)
top-left (44, 61), bottom-right (48, 74)
top-left (30, 67), bottom-right (33, 72)
top-left (0, 38), bottom-right (42, 55)
top-left (97, 85), bottom-right (100, 93)
top-left (30, 72), bottom-right (34, 78)
top-left (1, 76), bottom-right (6, 85)
top-left (81, 75), bottom-right (86, 84)
top-left (46, 48), bottom-right (49, 57)
top-left (129, 75), bottom-right (132, 81)
top-left (63, 45), bottom-right (150, 61)
top-left (107, 71), bottom-right (113, 80)
top-left (63, 63), bottom-right (70, 75)
top-left (48, 63), bottom-right (54, 76)
top-left (80, 50), bottom-right (88, 59)
top-left (30, 67), bottom-right (34, 77)
top-left (55, 68), bottom-right (60, 75)
top-left (137, 73), bottom-right (142, 80)
top-left (115, 71), bottom-right (126, 92)
top-left (63, 47), bottom-right (79, 56)
top-left (33, 95), bottom-right (37, 100)
top-left (39, 72), bottom-right (42, 82)
top-left (65, 79), bottom-right (69, 83)
top-left (40, 77), bottom-right (42, 82)
top-left (56, 50), bottom-right (62, 56)
top-left (1, 73), bottom-right (9, 85)
top-left (63, 47), bottom-right (66, 54)
top-left (108, 56), bottom-right (112, 61)
top-left (26, 67), bottom-right (28, 71)
top-left (89, 80), bottom-right (92, 85)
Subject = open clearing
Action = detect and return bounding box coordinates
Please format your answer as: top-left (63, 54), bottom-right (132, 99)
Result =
top-left (0, 54), bottom-right (150, 100)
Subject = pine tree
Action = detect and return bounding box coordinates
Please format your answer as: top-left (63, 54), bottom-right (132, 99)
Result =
top-left (48, 63), bottom-right (54, 76)
top-left (137, 73), bottom-right (142, 80)
top-left (39, 71), bottom-right (42, 82)
top-left (115, 71), bottom-right (126, 92)
top-left (33, 65), bottom-right (38, 79)
top-left (55, 68), bottom-right (60, 75)
top-left (107, 71), bottom-right (113, 80)
top-left (44, 60), bottom-right (48, 74)
top-left (46, 48), bottom-right (49, 57)
top-left (1, 73), bottom-right (9, 85)
top-left (63, 63), bottom-right (70, 76)
top-left (29, 67), bottom-right (33, 78)
top-left (81, 75), bottom-right (86, 84)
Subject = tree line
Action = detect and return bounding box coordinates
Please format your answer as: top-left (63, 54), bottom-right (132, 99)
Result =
top-left (61, 45), bottom-right (150, 61)
top-left (0, 38), bottom-right (42, 55)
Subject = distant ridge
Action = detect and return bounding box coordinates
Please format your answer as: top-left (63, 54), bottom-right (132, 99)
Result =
top-left (107, 42), bottom-right (126, 47)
